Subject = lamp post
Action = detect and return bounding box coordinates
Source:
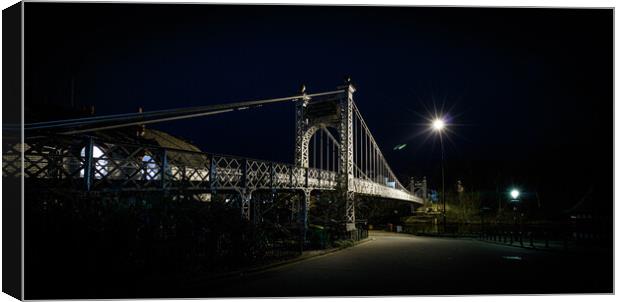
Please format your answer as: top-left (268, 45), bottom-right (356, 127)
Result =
top-left (431, 118), bottom-right (446, 233)
top-left (510, 188), bottom-right (521, 245)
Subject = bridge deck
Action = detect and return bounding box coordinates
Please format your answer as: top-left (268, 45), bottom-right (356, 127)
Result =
top-left (3, 136), bottom-right (422, 203)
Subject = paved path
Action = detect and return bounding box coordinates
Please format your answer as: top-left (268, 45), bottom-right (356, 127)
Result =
top-left (179, 231), bottom-right (611, 297)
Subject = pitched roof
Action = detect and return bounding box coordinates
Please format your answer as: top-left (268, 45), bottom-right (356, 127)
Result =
top-left (142, 129), bottom-right (202, 152)
top-left (91, 127), bottom-right (202, 153)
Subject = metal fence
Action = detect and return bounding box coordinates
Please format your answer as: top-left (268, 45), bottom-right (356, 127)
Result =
top-left (3, 135), bottom-right (340, 193)
top-left (3, 135), bottom-right (420, 203)
top-left (390, 220), bottom-right (612, 250)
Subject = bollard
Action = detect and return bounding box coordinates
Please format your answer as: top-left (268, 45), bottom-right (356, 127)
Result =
top-left (519, 232), bottom-right (523, 247)
top-left (510, 232), bottom-right (513, 244)
top-left (530, 232), bottom-right (534, 247)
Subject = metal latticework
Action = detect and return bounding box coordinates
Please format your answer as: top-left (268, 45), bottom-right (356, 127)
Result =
top-left (292, 81), bottom-right (423, 230)
top-left (7, 82), bottom-right (423, 226)
top-left (3, 135), bottom-right (343, 221)
top-left (338, 82), bottom-right (356, 230)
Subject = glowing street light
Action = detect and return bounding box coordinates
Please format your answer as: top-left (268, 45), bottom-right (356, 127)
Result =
top-left (510, 189), bottom-right (520, 200)
top-left (430, 116), bottom-right (447, 233)
top-left (509, 188), bottom-right (523, 245)
top-left (432, 118), bottom-right (445, 132)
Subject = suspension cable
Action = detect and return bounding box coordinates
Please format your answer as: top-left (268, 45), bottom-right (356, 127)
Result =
top-left (26, 89), bottom-right (346, 134)
top-left (320, 128), bottom-right (323, 170)
top-left (313, 133), bottom-right (316, 169)
top-left (326, 128), bottom-right (330, 171)
top-left (352, 101), bottom-right (406, 190)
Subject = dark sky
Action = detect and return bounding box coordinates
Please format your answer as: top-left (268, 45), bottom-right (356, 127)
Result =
top-left (25, 4), bottom-right (612, 212)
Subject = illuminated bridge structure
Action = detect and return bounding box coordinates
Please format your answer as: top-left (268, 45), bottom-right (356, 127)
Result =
top-left (3, 79), bottom-right (423, 232)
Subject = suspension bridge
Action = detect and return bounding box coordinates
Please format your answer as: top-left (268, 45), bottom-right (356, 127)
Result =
top-left (3, 79), bottom-right (423, 234)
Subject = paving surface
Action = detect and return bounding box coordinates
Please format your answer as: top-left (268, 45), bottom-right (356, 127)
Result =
top-left (182, 231), bottom-right (612, 297)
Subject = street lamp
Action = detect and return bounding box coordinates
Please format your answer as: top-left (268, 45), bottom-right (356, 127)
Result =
top-left (510, 189), bottom-right (520, 200)
top-left (431, 117), bottom-right (447, 233)
top-left (432, 119), bottom-right (445, 131)
top-left (509, 188), bottom-right (522, 245)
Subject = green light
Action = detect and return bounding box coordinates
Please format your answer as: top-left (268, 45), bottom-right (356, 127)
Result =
top-left (510, 189), bottom-right (520, 199)
top-left (393, 143), bottom-right (407, 150)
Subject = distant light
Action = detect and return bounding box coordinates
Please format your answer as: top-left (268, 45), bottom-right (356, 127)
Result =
top-left (393, 143), bottom-right (407, 150)
top-left (432, 118), bottom-right (445, 131)
top-left (510, 189), bottom-right (520, 199)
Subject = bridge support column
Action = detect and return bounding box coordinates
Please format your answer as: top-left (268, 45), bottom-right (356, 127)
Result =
top-left (299, 189), bottom-right (312, 249)
top-left (290, 196), bottom-right (299, 222)
top-left (338, 78), bottom-right (356, 232)
top-left (239, 189), bottom-right (252, 220)
top-left (83, 137), bottom-right (94, 191)
top-left (252, 196), bottom-right (260, 224)
top-left (345, 191), bottom-right (356, 231)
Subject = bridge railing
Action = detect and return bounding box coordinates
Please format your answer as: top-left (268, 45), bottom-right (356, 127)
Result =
top-left (3, 135), bottom-right (417, 202)
top-left (2, 135), bottom-right (342, 193)
top-left (353, 178), bottom-right (421, 203)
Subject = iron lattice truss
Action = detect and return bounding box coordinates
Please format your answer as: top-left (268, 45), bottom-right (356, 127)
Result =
top-left (6, 82), bottom-right (423, 227)
top-left (2, 136), bottom-right (339, 193)
top-left (2, 135), bottom-right (419, 202)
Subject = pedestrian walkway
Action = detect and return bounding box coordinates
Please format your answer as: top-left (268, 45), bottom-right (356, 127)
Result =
top-left (175, 230), bottom-right (612, 297)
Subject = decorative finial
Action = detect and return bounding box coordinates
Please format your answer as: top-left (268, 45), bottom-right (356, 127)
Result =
top-left (299, 83), bottom-right (310, 103)
top-left (341, 76), bottom-right (356, 93)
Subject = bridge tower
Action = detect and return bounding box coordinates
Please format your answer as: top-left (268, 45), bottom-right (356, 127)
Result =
top-left (294, 78), bottom-right (357, 232)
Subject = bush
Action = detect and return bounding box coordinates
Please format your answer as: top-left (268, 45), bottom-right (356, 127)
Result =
top-left (333, 239), bottom-right (355, 248)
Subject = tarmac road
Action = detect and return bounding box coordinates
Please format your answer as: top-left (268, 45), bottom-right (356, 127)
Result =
top-left (190, 231), bottom-right (612, 297)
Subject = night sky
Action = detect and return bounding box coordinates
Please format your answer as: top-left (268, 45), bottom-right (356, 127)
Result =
top-left (25, 4), bottom-right (612, 213)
